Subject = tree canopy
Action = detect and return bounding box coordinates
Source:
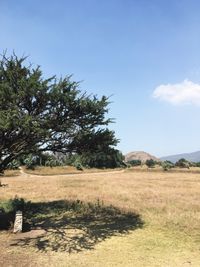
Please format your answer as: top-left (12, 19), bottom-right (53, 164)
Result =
top-left (0, 54), bottom-right (119, 173)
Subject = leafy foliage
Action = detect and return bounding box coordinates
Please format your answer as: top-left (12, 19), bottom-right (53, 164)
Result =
top-left (0, 196), bottom-right (28, 213)
top-left (7, 159), bottom-right (20, 170)
top-left (127, 159), bottom-right (142, 167)
top-left (175, 158), bottom-right (190, 169)
top-left (161, 160), bottom-right (175, 171)
top-left (195, 162), bottom-right (200, 167)
top-left (145, 159), bottom-right (156, 168)
top-left (0, 53), bottom-right (118, 173)
top-left (80, 149), bottom-right (124, 168)
top-left (66, 149), bottom-right (124, 169)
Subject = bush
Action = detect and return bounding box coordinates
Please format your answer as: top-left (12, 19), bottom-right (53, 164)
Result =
top-left (0, 197), bottom-right (29, 213)
top-left (19, 152), bottom-right (64, 169)
top-left (7, 160), bottom-right (20, 170)
top-left (66, 149), bottom-right (124, 169)
top-left (188, 161), bottom-right (197, 167)
top-left (195, 162), bottom-right (200, 167)
top-left (145, 159), bottom-right (156, 168)
top-left (162, 160), bottom-right (175, 171)
top-left (73, 161), bottom-right (84, 171)
top-left (127, 160), bottom-right (142, 167)
top-left (45, 159), bottom-right (61, 168)
top-left (0, 197), bottom-right (31, 230)
top-left (24, 154), bottom-right (37, 170)
top-left (80, 149), bottom-right (125, 169)
top-left (175, 158), bottom-right (190, 169)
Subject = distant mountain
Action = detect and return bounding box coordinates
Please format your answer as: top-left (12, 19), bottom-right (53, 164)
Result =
top-left (125, 151), bottom-right (159, 163)
top-left (160, 151), bottom-right (200, 163)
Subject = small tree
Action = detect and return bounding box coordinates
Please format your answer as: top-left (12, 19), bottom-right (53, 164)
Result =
top-left (127, 160), bottom-right (142, 167)
top-left (195, 162), bottom-right (200, 167)
top-left (175, 158), bottom-right (190, 169)
top-left (23, 154), bottom-right (37, 170)
top-left (161, 160), bottom-right (174, 171)
top-left (145, 159), bottom-right (156, 168)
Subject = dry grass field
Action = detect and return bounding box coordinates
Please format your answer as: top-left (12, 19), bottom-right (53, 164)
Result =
top-left (0, 169), bottom-right (200, 266)
top-left (3, 169), bottom-right (21, 177)
top-left (22, 166), bottom-right (123, 175)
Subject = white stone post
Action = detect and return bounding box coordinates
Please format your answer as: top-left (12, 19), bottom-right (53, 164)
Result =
top-left (13, 210), bottom-right (23, 233)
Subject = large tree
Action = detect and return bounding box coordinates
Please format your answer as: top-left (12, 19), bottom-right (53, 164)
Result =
top-left (0, 54), bottom-right (118, 173)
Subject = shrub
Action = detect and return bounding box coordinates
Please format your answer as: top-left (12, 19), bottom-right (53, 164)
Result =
top-left (45, 159), bottom-right (60, 168)
top-left (127, 160), bottom-right (142, 167)
top-left (24, 154), bottom-right (37, 170)
top-left (162, 160), bottom-right (175, 171)
top-left (0, 197), bottom-right (29, 213)
top-left (175, 158), bottom-right (190, 169)
top-left (7, 160), bottom-right (20, 170)
top-left (195, 162), bottom-right (200, 167)
top-left (80, 149), bottom-right (124, 169)
top-left (145, 159), bottom-right (156, 168)
top-left (73, 161), bottom-right (84, 171)
top-left (0, 197), bottom-right (31, 230)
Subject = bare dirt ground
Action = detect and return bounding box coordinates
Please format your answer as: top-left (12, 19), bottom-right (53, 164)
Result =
top-left (1, 169), bottom-right (200, 266)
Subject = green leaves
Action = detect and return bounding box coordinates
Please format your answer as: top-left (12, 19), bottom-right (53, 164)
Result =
top-left (0, 53), bottom-right (118, 172)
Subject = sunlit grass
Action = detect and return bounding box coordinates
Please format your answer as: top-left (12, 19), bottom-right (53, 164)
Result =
top-left (3, 169), bottom-right (20, 177)
top-left (1, 170), bottom-right (200, 266)
top-left (22, 165), bottom-right (123, 175)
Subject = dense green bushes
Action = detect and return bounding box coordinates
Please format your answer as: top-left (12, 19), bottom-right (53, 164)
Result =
top-left (145, 159), bottom-right (157, 168)
top-left (6, 148), bottom-right (124, 171)
top-left (161, 160), bottom-right (175, 171)
top-left (66, 149), bottom-right (125, 169)
top-left (126, 160), bottom-right (142, 167)
top-left (6, 152), bottom-right (200, 172)
top-left (175, 158), bottom-right (190, 169)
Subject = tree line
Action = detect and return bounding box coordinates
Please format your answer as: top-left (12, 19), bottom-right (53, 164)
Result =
top-left (126, 158), bottom-right (200, 170)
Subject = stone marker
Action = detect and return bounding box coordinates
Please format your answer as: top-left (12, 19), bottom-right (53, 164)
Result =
top-left (13, 210), bottom-right (23, 233)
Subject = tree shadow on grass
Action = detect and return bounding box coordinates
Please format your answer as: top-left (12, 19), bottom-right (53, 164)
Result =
top-left (11, 199), bottom-right (143, 253)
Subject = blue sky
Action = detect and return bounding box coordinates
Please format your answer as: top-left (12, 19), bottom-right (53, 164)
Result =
top-left (1, 0), bottom-right (200, 157)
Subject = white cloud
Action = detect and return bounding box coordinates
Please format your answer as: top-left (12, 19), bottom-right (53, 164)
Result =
top-left (153, 79), bottom-right (200, 106)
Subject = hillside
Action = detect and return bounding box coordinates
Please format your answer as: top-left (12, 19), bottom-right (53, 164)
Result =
top-left (160, 150), bottom-right (200, 163)
top-left (125, 151), bottom-right (159, 163)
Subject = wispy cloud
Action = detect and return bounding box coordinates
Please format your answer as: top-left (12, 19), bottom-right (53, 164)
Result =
top-left (153, 79), bottom-right (200, 106)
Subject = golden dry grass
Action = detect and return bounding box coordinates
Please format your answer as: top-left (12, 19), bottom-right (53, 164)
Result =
top-left (1, 170), bottom-right (200, 266)
top-left (3, 169), bottom-right (20, 177)
top-left (22, 165), bottom-right (82, 175)
top-left (22, 165), bottom-right (123, 175)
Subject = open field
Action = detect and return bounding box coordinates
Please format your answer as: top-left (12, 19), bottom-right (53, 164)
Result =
top-left (0, 170), bottom-right (200, 266)
top-left (22, 166), bottom-right (123, 175)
